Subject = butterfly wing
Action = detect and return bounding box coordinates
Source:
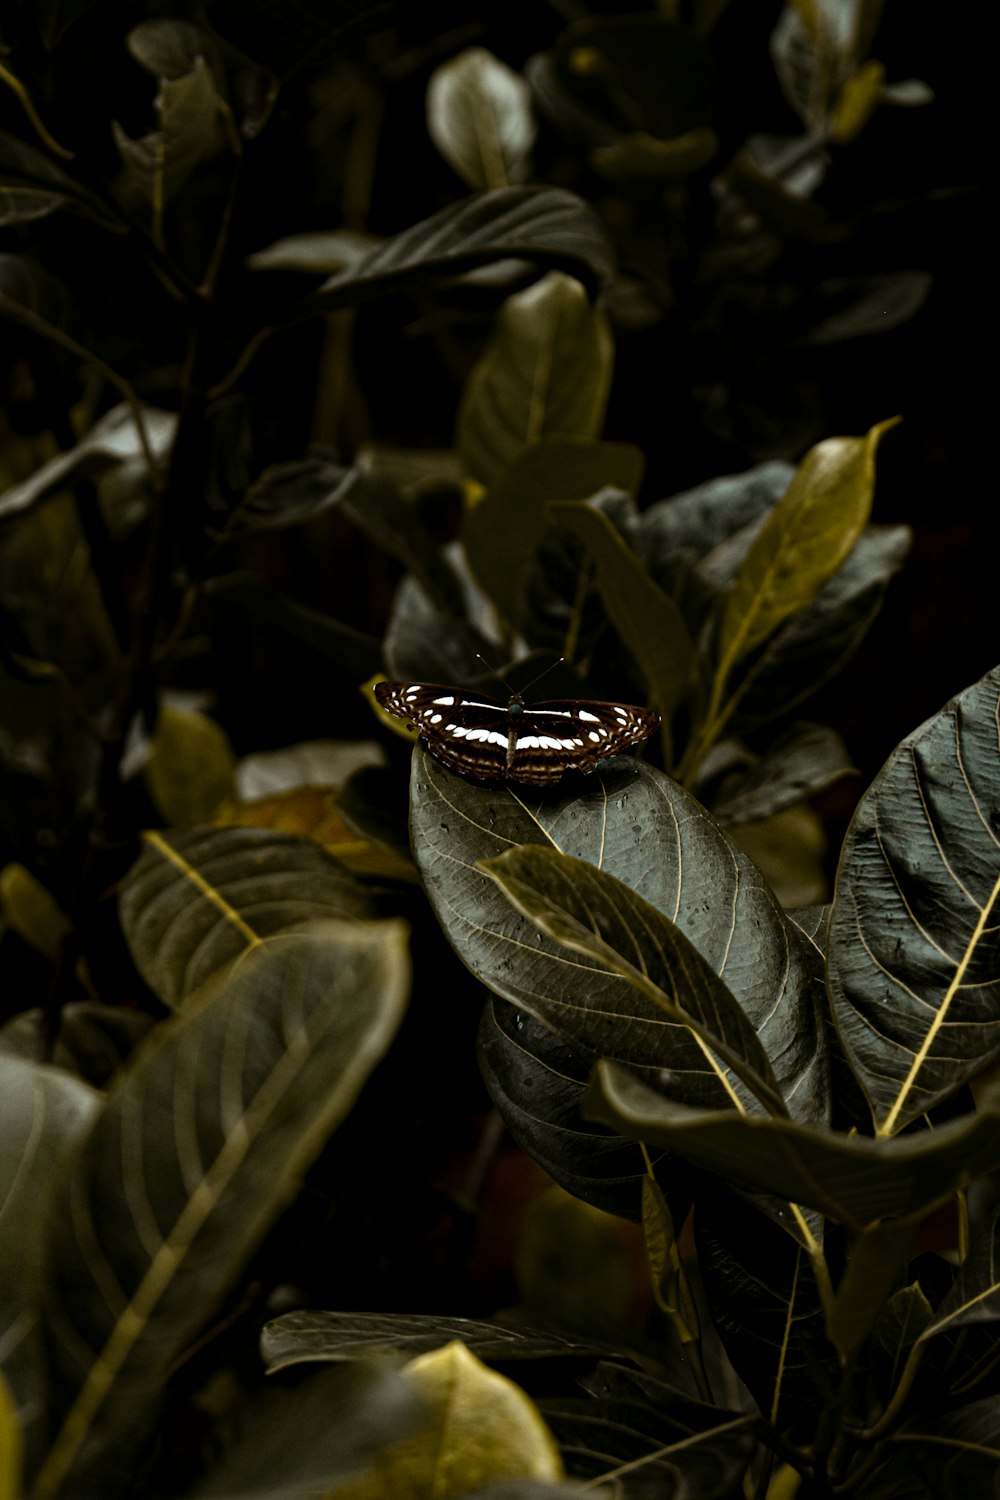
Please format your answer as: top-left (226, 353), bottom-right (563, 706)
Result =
top-left (375, 681), bottom-right (511, 784)
top-left (510, 699), bottom-right (659, 782)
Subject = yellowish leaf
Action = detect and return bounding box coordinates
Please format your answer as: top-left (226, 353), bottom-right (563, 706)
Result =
top-left (0, 1368), bottom-right (23, 1500)
top-left (146, 705), bottom-right (237, 825)
top-left (830, 59), bottom-right (885, 142)
top-left (0, 862), bottom-right (70, 959)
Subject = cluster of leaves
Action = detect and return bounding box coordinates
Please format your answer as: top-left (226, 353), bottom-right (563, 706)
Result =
top-left (2, 3), bottom-right (993, 1499)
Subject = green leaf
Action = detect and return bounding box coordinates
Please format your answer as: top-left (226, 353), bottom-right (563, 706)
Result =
top-left (478, 998), bottom-right (661, 1221)
top-left (112, 55), bottom-right (224, 242)
top-left (920, 1179), bottom-right (1000, 1342)
top-left (0, 1057), bottom-right (100, 1472)
top-left (262, 1310), bottom-right (609, 1372)
top-left (872, 1284), bottom-right (934, 1398)
top-left (827, 666), bottom-right (1000, 1134)
top-left (710, 721), bottom-right (855, 824)
top-left (695, 1187), bottom-right (828, 1430)
top-left (427, 47), bottom-right (536, 191)
top-left (587, 1063), bottom-right (1000, 1230)
top-left (825, 1217), bottom-right (920, 1361)
top-left (0, 403), bottom-right (176, 523)
top-left (0, 129), bottom-right (123, 230)
top-left (230, 455), bottom-right (464, 615)
top-left (591, 125), bottom-right (718, 184)
top-left (119, 826), bottom-right (376, 1010)
top-left (891, 1396), bottom-right (1000, 1494)
top-left (0, 1367), bottom-right (21, 1500)
top-left (298, 188), bottom-right (615, 317)
top-left (207, 571), bottom-right (383, 682)
top-left (806, 272), bottom-right (932, 345)
top-left (540, 1363), bottom-right (754, 1499)
top-left (549, 500), bottom-right (695, 726)
top-left (462, 440), bottom-right (643, 623)
top-left (31, 921), bottom-right (409, 1500)
top-left (0, 862), bottom-right (69, 958)
top-left (710, 419), bottom-right (897, 689)
top-left (457, 272), bottom-right (613, 489)
top-left (481, 844), bottom-right (787, 1117)
top-left (145, 705), bottom-right (238, 826)
top-left (247, 227), bottom-right (380, 273)
top-left (410, 751), bottom-right (827, 1125)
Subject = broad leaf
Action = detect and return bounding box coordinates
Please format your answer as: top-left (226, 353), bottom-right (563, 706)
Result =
top-left (463, 446), bottom-right (644, 626)
top-left (549, 500), bottom-right (694, 726)
top-left (119, 826), bottom-right (375, 1010)
top-left (694, 1188), bottom-right (829, 1432)
top-left (920, 1178), bottom-right (1000, 1341)
top-left (427, 47), bottom-right (536, 191)
top-left (456, 273), bottom-right (613, 488)
top-left (297, 188), bottom-right (614, 317)
top-left (806, 272), bottom-right (933, 345)
top-left (891, 1395), bottom-right (1000, 1495)
top-left (229, 455), bottom-right (464, 615)
top-left (0, 1058), bottom-right (100, 1470)
top-left (0, 403), bottom-right (176, 523)
top-left (145, 705), bottom-right (237, 826)
top-left (710, 722), bottom-right (854, 824)
top-left (587, 1063), bottom-right (1000, 1230)
top-left (540, 1362), bottom-right (753, 1499)
top-left (872, 1284), bottom-right (934, 1402)
top-left (480, 844), bottom-right (787, 1118)
top-left (825, 1217), bottom-right (920, 1361)
top-left (477, 998), bottom-right (665, 1221)
top-left (410, 752), bottom-right (827, 1125)
top-left (382, 572), bottom-right (498, 685)
top-left (700, 420), bottom-right (896, 732)
top-left (31, 921), bottom-right (409, 1500)
top-left (112, 56), bottom-right (224, 241)
top-left (0, 130), bottom-right (122, 230)
top-left (827, 665), bottom-right (1000, 1133)
top-left (262, 1310), bottom-right (612, 1372)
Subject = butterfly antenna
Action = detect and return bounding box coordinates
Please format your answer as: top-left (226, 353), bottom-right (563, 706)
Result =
top-left (519, 656), bottom-right (566, 696)
top-left (475, 653), bottom-right (515, 695)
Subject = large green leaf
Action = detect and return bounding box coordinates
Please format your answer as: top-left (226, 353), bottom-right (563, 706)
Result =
top-left (480, 844), bottom-right (786, 1117)
top-left (410, 751), bottom-right (827, 1123)
top-left (426, 47), bottom-right (536, 191)
top-left (118, 826), bottom-right (376, 1010)
top-left (710, 721), bottom-right (855, 825)
top-left (539, 1363), bottom-right (754, 1500)
top-left (0, 1059), bottom-right (100, 1472)
top-left (827, 666), bottom-right (1000, 1133)
top-left (297, 188), bottom-right (615, 316)
top-left (891, 1395), bottom-right (1000, 1495)
top-left (586, 1063), bottom-right (1000, 1230)
top-left (456, 273), bottom-right (613, 489)
top-left (31, 920), bottom-right (409, 1500)
top-left (262, 1310), bottom-right (610, 1372)
top-left (462, 442), bottom-right (643, 625)
top-left (549, 500), bottom-right (695, 727)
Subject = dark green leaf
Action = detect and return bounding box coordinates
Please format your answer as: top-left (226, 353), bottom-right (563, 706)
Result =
top-left (383, 572), bottom-right (497, 684)
top-left (826, 1217), bottom-right (920, 1361)
top-left (112, 56), bottom-right (224, 232)
top-left (229, 455), bottom-right (464, 615)
top-left (710, 722), bottom-right (855, 824)
top-left (0, 130), bottom-right (123, 230)
top-left (591, 126), bottom-right (719, 185)
top-left (827, 666), bottom-right (1000, 1133)
top-left (262, 1310), bottom-right (614, 1372)
top-left (463, 444), bottom-right (644, 625)
top-left (297, 188), bottom-right (615, 317)
top-left (119, 826), bottom-right (376, 1010)
top-left (411, 751), bottom-right (827, 1125)
top-left (695, 1187), bottom-right (829, 1433)
top-left (0, 1058), bottom-right (100, 1470)
top-left (586, 1064), bottom-right (1000, 1230)
top-left (892, 1396), bottom-right (1000, 1496)
top-left (805, 272), bottom-right (933, 345)
top-left (456, 273), bottom-right (613, 488)
top-left (32, 922), bottom-right (409, 1500)
top-left (549, 500), bottom-right (694, 725)
top-left (921, 1179), bottom-right (1000, 1341)
top-left (872, 1284), bottom-right (934, 1399)
top-left (540, 1362), bottom-right (753, 1499)
top-left (207, 571), bottom-right (383, 681)
top-left (480, 844), bottom-right (787, 1118)
top-left (477, 998), bottom-right (662, 1221)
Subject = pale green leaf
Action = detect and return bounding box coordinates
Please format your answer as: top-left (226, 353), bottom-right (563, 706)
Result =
top-left (456, 272), bottom-right (613, 488)
top-left (427, 47), bottom-right (536, 190)
top-left (145, 705), bottom-right (238, 826)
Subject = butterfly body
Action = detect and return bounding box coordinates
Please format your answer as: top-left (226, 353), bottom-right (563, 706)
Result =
top-left (375, 681), bottom-right (659, 787)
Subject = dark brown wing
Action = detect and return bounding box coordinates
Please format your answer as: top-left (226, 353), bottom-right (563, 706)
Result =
top-left (375, 681), bottom-right (511, 785)
top-left (508, 700), bottom-right (659, 783)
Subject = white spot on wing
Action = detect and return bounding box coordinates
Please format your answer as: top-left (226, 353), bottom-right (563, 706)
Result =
top-left (578, 710), bottom-right (600, 723)
top-left (588, 731), bottom-right (601, 742)
top-left (429, 713), bottom-right (442, 723)
top-left (432, 695), bottom-right (455, 706)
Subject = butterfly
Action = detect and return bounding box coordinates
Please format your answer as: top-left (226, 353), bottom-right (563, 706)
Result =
top-left (374, 679), bottom-right (659, 787)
